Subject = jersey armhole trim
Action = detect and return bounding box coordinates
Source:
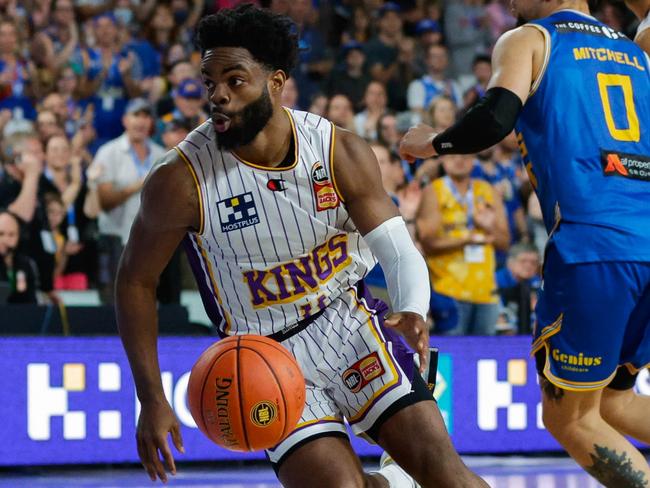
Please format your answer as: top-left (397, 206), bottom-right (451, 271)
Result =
top-left (328, 122), bottom-right (346, 203)
top-left (174, 146), bottom-right (205, 235)
top-left (526, 23), bottom-right (551, 97)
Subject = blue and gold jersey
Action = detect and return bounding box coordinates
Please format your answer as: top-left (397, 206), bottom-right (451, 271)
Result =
top-left (516, 10), bottom-right (650, 263)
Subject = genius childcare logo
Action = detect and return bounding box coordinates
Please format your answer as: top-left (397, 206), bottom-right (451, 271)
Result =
top-left (27, 363), bottom-right (122, 441)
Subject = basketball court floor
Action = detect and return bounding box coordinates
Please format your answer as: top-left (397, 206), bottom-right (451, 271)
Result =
top-left (0, 456), bottom-right (609, 487)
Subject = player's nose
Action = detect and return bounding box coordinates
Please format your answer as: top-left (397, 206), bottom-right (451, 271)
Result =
top-left (210, 84), bottom-right (230, 107)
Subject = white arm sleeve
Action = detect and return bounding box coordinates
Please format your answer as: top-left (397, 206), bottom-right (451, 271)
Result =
top-left (363, 216), bottom-right (430, 321)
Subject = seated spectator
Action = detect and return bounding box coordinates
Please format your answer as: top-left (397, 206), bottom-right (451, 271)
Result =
top-left (407, 45), bottom-right (462, 119)
top-left (36, 109), bottom-right (66, 143)
top-left (325, 41), bottom-right (371, 112)
top-left (0, 211), bottom-right (39, 304)
top-left (496, 243), bottom-right (541, 334)
top-left (326, 93), bottom-right (355, 132)
top-left (354, 80), bottom-right (388, 141)
top-left (462, 54), bottom-right (492, 110)
top-left (89, 98), bottom-right (165, 303)
top-left (426, 94), bottom-right (458, 131)
top-left (154, 60), bottom-right (198, 115)
top-left (416, 154), bottom-right (510, 335)
top-left (280, 77), bottom-right (299, 110)
top-left (158, 78), bottom-right (207, 138)
top-left (413, 19), bottom-right (442, 75)
top-left (307, 93), bottom-right (328, 117)
top-left (0, 19), bottom-right (37, 121)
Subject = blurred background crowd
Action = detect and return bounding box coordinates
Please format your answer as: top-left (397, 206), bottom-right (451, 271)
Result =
top-left (0, 0), bottom-right (642, 335)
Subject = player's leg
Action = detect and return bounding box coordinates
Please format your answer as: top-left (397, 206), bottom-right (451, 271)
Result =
top-left (375, 398), bottom-right (488, 487)
top-left (540, 377), bottom-right (650, 487)
top-left (277, 435), bottom-right (387, 488)
top-left (601, 380), bottom-right (650, 444)
top-left (334, 284), bottom-right (488, 487)
top-left (533, 246), bottom-right (650, 487)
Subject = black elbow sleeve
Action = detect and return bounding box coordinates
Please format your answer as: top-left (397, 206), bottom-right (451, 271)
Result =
top-left (432, 87), bottom-right (523, 155)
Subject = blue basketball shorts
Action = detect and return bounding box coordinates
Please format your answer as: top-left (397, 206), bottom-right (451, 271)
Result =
top-left (532, 242), bottom-right (650, 391)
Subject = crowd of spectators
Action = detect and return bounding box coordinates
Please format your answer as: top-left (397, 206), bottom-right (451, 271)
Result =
top-left (0, 0), bottom-right (642, 335)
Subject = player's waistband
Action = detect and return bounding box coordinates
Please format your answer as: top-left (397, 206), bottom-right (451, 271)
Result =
top-left (266, 308), bottom-right (327, 342)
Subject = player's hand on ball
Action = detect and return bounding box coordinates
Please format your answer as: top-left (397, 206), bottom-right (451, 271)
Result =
top-left (384, 312), bottom-right (429, 374)
top-left (136, 398), bottom-right (185, 483)
top-left (399, 124), bottom-right (438, 163)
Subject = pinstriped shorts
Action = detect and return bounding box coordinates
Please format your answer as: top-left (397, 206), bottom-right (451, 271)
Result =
top-left (265, 283), bottom-right (416, 466)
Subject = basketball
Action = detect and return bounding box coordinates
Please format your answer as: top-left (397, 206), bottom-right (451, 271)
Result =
top-left (187, 335), bottom-right (306, 452)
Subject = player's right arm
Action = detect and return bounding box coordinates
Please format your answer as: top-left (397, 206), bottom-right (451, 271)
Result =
top-left (636, 28), bottom-right (650, 56)
top-left (116, 150), bottom-right (200, 483)
top-left (399, 26), bottom-right (545, 161)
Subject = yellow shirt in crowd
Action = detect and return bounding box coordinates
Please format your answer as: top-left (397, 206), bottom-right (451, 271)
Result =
top-left (427, 177), bottom-right (498, 304)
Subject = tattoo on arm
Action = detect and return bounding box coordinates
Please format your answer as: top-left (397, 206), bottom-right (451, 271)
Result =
top-left (539, 376), bottom-right (564, 401)
top-left (586, 445), bottom-right (648, 488)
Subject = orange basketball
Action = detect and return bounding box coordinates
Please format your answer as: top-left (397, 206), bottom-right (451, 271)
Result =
top-left (187, 335), bottom-right (306, 452)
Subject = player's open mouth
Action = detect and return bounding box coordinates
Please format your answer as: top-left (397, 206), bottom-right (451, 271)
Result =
top-left (212, 113), bottom-right (231, 133)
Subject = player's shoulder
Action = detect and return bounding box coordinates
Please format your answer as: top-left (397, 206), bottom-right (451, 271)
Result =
top-left (496, 24), bottom-right (547, 48)
top-left (286, 108), bottom-right (332, 134)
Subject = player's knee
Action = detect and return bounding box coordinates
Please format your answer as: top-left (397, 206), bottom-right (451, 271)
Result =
top-left (600, 388), bottom-right (633, 424)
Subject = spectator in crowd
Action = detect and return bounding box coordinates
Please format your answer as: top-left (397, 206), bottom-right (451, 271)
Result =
top-left (326, 93), bottom-right (356, 132)
top-left (76, 13), bottom-right (143, 145)
top-left (426, 94), bottom-right (458, 131)
top-left (413, 18), bottom-right (442, 74)
top-left (443, 0), bottom-right (491, 78)
top-left (325, 41), bottom-right (371, 111)
top-left (364, 2), bottom-right (402, 92)
top-left (390, 35), bottom-right (420, 110)
top-left (341, 5), bottom-right (373, 45)
top-left (496, 242), bottom-right (541, 334)
top-left (0, 210), bottom-right (39, 304)
top-left (155, 60), bottom-right (198, 115)
top-left (377, 111), bottom-right (401, 153)
top-left (158, 78), bottom-right (207, 136)
top-left (280, 76), bottom-right (300, 110)
top-left (0, 19), bottom-right (37, 121)
top-left (289, 0), bottom-right (332, 109)
top-left (307, 92), bottom-right (328, 116)
top-left (462, 54), bottom-right (492, 110)
top-left (485, 0), bottom-right (517, 44)
top-left (407, 44), bottom-right (462, 119)
top-left (354, 80), bottom-right (388, 140)
top-left (417, 153), bottom-right (510, 335)
top-left (36, 109), bottom-right (65, 143)
top-left (36, 0), bottom-right (80, 71)
top-left (90, 98), bottom-right (165, 303)
top-left (0, 135), bottom-right (43, 224)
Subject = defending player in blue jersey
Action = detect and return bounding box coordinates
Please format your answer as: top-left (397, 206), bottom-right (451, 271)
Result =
top-left (400, 0), bottom-right (650, 486)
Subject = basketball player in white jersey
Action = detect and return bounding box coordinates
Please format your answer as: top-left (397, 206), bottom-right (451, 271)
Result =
top-left (625, 0), bottom-right (650, 54)
top-left (116, 5), bottom-right (487, 488)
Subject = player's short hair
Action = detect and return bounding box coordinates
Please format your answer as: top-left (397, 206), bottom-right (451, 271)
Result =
top-left (196, 4), bottom-right (299, 75)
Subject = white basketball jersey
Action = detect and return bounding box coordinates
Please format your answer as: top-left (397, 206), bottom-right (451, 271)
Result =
top-left (176, 108), bottom-right (377, 336)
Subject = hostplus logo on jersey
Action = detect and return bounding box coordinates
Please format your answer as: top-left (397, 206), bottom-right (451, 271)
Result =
top-left (217, 192), bottom-right (260, 232)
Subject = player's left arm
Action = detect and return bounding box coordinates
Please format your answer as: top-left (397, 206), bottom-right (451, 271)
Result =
top-left (333, 128), bottom-right (430, 372)
top-left (399, 25), bottom-right (545, 161)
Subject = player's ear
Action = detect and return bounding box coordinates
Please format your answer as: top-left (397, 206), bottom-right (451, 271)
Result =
top-left (269, 70), bottom-right (286, 94)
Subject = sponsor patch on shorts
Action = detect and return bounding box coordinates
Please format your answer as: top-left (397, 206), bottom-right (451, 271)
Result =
top-left (601, 150), bottom-right (650, 181)
top-left (342, 352), bottom-right (385, 392)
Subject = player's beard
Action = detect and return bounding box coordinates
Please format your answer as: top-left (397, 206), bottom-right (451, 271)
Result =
top-left (214, 86), bottom-right (274, 151)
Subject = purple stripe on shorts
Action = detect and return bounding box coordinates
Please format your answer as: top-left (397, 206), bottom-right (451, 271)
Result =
top-left (355, 281), bottom-right (415, 382)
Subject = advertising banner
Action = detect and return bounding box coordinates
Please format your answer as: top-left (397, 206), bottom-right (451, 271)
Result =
top-left (1, 336), bottom-right (648, 466)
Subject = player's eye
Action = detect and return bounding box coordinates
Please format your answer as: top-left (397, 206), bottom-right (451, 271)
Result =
top-left (229, 77), bottom-right (244, 87)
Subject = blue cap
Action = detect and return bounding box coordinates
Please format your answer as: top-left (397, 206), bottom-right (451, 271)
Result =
top-left (341, 41), bottom-right (364, 55)
top-left (94, 12), bottom-right (117, 25)
top-left (378, 2), bottom-right (401, 17)
top-left (415, 19), bottom-right (441, 35)
top-left (176, 78), bottom-right (203, 99)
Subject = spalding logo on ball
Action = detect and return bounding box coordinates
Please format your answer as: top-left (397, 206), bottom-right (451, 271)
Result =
top-left (188, 335), bottom-right (306, 452)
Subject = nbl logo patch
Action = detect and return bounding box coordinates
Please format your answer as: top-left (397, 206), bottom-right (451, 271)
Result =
top-left (217, 192), bottom-right (260, 233)
top-left (342, 352), bottom-right (385, 393)
top-left (311, 161), bottom-right (339, 212)
top-left (601, 150), bottom-right (650, 181)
